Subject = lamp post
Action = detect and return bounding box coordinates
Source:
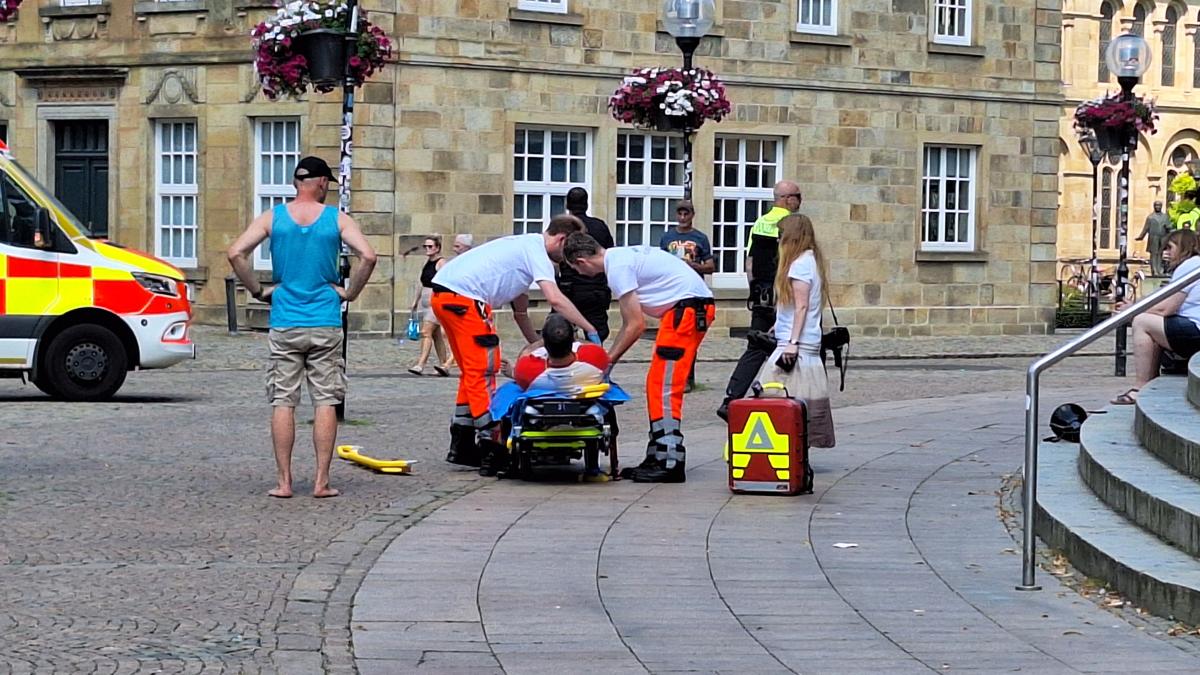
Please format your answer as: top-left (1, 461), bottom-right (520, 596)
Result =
top-left (1078, 130), bottom-right (1104, 327)
top-left (661, 0), bottom-right (714, 201)
top-left (334, 0), bottom-right (361, 421)
top-left (1106, 32), bottom-right (1151, 377)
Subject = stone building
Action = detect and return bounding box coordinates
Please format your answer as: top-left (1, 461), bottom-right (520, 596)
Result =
top-left (1058, 0), bottom-right (1200, 284)
top-left (0, 0), bottom-right (1062, 337)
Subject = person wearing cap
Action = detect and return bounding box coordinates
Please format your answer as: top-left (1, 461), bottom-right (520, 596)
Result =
top-left (227, 156), bottom-right (377, 499)
top-left (660, 200), bottom-right (714, 391)
top-left (431, 213), bottom-right (600, 474)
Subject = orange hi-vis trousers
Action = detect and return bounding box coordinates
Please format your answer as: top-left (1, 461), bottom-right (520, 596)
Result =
top-left (646, 299), bottom-right (716, 469)
top-left (432, 291), bottom-right (501, 431)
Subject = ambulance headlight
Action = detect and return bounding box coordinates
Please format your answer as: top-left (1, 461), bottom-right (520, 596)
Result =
top-left (133, 273), bottom-right (179, 297)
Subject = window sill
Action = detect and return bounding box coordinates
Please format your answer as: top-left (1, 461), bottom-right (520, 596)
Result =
top-left (180, 265), bottom-right (208, 281)
top-left (234, 0), bottom-right (277, 9)
top-left (654, 20), bottom-right (725, 37)
top-left (916, 250), bottom-right (989, 263)
top-left (789, 31), bottom-right (852, 47)
top-left (39, 4), bottom-right (111, 19)
top-left (927, 41), bottom-right (985, 57)
top-left (508, 8), bottom-right (584, 26)
top-left (135, 1), bottom-right (208, 15)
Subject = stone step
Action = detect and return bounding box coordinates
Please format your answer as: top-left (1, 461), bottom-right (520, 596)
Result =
top-left (1035, 444), bottom-right (1200, 624)
top-left (1188, 352), bottom-right (1200, 409)
top-left (1079, 405), bottom-right (1200, 557)
top-left (1135, 375), bottom-right (1200, 479)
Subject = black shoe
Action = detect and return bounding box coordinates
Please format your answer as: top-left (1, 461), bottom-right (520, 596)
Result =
top-left (478, 440), bottom-right (509, 477)
top-left (446, 425), bottom-right (481, 467)
top-left (716, 400), bottom-right (730, 422)
top-left (630, 462), bottom-right (686, 483)
top-left (619, 455), bottom-right (659, 480)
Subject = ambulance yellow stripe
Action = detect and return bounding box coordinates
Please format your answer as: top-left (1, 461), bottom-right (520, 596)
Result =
top-left (0, 253), bottom-right (6, 277)
top-left (6, 278), bottom-right (59, 315)
top-left (92, 266), bottom-right (131, 281)
top-left (97, 243), bottom-right (180, 279)
top-left (52, 278), bottom-right (93, 312)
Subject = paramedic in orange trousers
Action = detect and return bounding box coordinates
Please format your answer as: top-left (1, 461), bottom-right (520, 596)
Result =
top-left (562, 232), bottom-right (715, 483)
top-left (431, 214), bottom-right (600, 475)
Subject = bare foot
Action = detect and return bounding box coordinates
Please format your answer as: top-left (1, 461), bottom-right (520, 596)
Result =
top-left (313, 487), bottom-right (340, 498)
top-left (268, 486), bottom-right (293, 498)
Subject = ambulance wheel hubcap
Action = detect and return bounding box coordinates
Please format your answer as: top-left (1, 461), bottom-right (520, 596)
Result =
top-left (66, 343), bottom-right (107, 382)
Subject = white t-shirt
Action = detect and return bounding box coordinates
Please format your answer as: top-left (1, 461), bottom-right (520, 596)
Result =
top-left (1172, 256), bottom-right (1200, 328)
top-left (432, 234), bottom-right (556, 307)
top-left (604, 246), bottom-right (713, 318)
top-left (773, 251), bottom-right (824, 350)
top-left (529, 361), bottom-right (605, 392)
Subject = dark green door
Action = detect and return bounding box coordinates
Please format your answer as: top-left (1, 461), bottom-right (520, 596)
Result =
top-left (54, 120), bottom-right (109, 238)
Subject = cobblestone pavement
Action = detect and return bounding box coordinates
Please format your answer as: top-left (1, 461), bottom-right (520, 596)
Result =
top-left (0, 325), bottom-right (1129, 672)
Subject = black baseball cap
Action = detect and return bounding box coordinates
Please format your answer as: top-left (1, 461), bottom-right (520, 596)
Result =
top-left (293, 156), bottom-right (337, 182)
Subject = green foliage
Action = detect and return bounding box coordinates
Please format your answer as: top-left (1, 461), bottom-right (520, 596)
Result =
top-left (1170, 199), bottom-right (1198, 226)
top-left (1170, 173), bottom-right (1197, 197)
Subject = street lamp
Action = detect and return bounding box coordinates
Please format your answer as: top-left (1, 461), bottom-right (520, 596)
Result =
top-left (1078, 130), bottom-right (1104, 327)
top-left (661, 0), bottom-right (715, 200)
top-left (334, 0), bottom-right (363, 421)
top-left (1105, 32), bottom-right (1150, 377)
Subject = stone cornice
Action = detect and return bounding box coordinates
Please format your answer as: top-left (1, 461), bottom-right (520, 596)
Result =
top-left (395, 55), bottom-right (1065, 106)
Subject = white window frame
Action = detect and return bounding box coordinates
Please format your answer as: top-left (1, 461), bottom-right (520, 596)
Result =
top-left (615, 131), bottom-right (685, 248)
top-left (253, 117), bottom-right (301, 271)
top-left (931, 0), bottom-right (972, 46)
top-left (60, 0), bottom-right (103, 5)
top-left (153, 119), bottom-right (199, 268)
top-left (513, 125), bottom-right (592, 235)
top-left (920, 144), bottom-right (978, 252)
top-left (516, 0), bottom-right (567, 14)
top-left (711, 135), bottom-right (783, 288)
top-left (796, 0), bottom-right (837, 36)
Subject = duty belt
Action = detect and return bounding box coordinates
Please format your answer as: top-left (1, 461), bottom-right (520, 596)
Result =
top-left (670, 297), bottom-right (714, 333)
top-left (432, 284), bottom-right (490, 321)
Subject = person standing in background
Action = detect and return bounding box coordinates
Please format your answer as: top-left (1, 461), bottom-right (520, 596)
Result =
top-left (452, 233), bottom-right (474, 255)
top-left (560, 187), bottom-right (616, 341)
top-left (408, 235), bottom-right (452, 376)
top-left (660, 199), bottom-right (713, 391)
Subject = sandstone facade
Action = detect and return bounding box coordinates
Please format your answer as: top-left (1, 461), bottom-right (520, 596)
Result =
top-left (0, 0), bottom-right (1062, 337)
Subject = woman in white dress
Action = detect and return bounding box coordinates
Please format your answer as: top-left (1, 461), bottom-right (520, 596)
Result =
top-left (752, 214), bottom-right (835, 447)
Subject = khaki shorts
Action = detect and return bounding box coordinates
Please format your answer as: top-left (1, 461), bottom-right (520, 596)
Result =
top-left (266, 327), bottom-right (347, 407)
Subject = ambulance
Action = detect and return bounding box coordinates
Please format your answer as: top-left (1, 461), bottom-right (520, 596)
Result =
top-left (0, 139), bottom-right (194, 400)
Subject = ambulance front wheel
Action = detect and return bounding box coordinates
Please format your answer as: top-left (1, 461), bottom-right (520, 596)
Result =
top-left (42, 324), bottom-right (128, 401)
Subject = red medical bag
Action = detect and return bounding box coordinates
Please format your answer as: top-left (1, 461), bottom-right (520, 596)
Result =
top-left (726, 384), bottom-right (813, 495)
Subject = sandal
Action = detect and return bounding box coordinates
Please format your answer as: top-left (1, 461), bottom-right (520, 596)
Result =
top-left (433, 365), bottom-right (450, 377)
top-left (1110, 388), bottom-right (1139, 405)
top-left (408, 367), bottom-right (424, 376)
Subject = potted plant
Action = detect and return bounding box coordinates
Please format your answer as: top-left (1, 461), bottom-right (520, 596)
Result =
top-left (1073, 93), bottom-right (1158, 152)
top-left (0, 0), bottom-right (21, 22)
top-left (251, 0), bottom-right (392, 100)
top-left (608, 66), bottom-right (732, 133)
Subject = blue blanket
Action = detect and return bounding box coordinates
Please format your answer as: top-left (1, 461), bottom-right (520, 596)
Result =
top-left (489, 380), bottom-right (631, 421)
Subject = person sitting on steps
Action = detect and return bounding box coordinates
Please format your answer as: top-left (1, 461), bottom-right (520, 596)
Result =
top-left (1111, 228), bottom-right (1200, 405)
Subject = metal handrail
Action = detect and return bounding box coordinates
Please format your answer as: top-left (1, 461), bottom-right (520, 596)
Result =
top-left (1019, 264), bottom-right (1200, 590)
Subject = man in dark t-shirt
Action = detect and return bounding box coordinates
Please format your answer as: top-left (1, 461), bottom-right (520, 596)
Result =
top-left (659, 200), bottom-right (714, 277)
top-left (558, 187), bottom-right (615, 341)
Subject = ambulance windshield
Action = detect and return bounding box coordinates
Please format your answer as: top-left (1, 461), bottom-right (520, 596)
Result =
top-left (4, 159), bottom-right (92, 238)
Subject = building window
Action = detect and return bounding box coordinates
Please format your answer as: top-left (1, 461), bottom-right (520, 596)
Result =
top-left (513, 126), bottom-right (590, 235)
top-left (1099, 2), bottom-right (1113, 82)
top-left (1101, 166), bottom-right (1113, 249)
top-left (253, 117), bottom-right (300, 270)
top-left (615, 132), bottom-right (685, 247)
top-left (921, 145), bottom-right (978, 251)
top-left (154, 120), bottom-right (199, 267)
top-left (931, 0), bottom-right (971, 45)
top-left (60, 0), bottom-right (103, 5)
top-left (796, 0), bottom-right (836, 35)
top-left (1131, 3), bottom-right (1147, 36)
top-left (712, 136), bottom-right (781, 277)
top-left (1163, 6), bottom-right (1179, 86)
top-left (516, 0), bottom-right (567, 14)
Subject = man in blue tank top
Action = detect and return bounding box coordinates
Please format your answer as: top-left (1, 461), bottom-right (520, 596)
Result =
top-left (228, 156), bottom-right (377, 499)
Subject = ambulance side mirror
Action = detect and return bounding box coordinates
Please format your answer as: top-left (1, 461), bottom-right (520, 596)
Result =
top-left (34, 207), bottom-right (53, 249)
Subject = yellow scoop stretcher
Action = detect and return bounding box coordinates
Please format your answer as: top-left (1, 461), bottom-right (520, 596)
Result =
top-left (336, 445), bottom-right (416, 474)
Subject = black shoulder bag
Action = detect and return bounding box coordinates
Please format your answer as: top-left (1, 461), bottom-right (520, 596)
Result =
top-left (820, 298), bottom-right (850, 392)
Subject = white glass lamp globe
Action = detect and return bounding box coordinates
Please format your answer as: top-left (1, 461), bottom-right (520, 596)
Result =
top-left (661, 0), bottom-right (715, 38)
top-left (1105, 33), bottom-right (1151, 79)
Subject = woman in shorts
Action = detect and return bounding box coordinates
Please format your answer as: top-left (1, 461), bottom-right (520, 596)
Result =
top-left (1112, 228), bottom-right (1200, 404)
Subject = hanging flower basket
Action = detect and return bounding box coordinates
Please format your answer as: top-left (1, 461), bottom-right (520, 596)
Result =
top-left (251, 0), bottom-right (392, 101)
top-left (608, 67), bottom-right (731, 132)
top-left (0, 0), bottom-right (20, 22)
top-left (1073, 93), bottom-right (1158, 138)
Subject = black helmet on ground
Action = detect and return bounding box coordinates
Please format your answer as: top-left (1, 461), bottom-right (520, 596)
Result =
top-left (1049, 403), bottom-right (1088, 443)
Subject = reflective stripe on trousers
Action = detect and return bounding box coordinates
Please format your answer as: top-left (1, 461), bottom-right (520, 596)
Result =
top-left (644, 303), bottom-right (714, 468)
top-left (432, 292), bottom-right (500, 430)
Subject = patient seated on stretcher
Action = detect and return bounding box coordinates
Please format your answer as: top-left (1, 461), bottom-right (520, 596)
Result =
top-left (512, 314), bottom-right (610, 394)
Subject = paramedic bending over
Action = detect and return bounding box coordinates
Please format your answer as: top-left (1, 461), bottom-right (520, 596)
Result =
top-left (430, 214), bottom-right (599, 474)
